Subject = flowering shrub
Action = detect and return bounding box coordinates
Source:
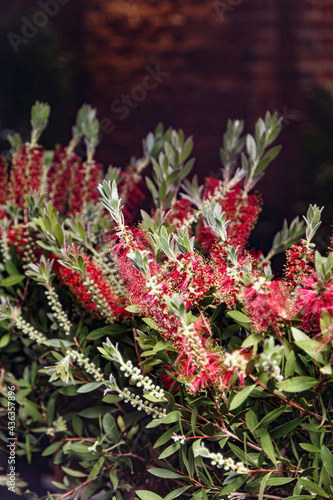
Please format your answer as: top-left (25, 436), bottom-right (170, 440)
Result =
top-left (0, 103), bottom-right (333, 500)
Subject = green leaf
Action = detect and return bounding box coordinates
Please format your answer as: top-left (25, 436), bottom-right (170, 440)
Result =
top-left (148, 468), bottom-right (183, 479)
top-left (270, 417), bottom-right (304, 439)
top-left (277, 376), bottom-right (318, 392)
top-left (228, 443), bottom-right (258, 467)
top-left (241, 334), bottom-right (263, 348)
top-left (267, 477), bottom-right (295, 486)
top-left (245, 410), bottom-right (259, 437)
top-left (229, 385), bottom-right (256, 411)
top-left (285, 351), bottom-right (296, 378)
top-left (164, 486), bottom-right (191, 500)
top-left (62, 466), bottom-right (87, 478)
top-left (142, 317), bottom-right (159, 329)
top-left (260, 428), bottom-right (277, 465)
top-left (136, 491), bottom-right (163, 500)
top-left (246, 134), bottom-right (257, 161)
top-left (292, 327), bottom-right (328, 364)
top-left (254, 145), bottom-right (281, 175)
top-left (321, 446), bottom-right (333, 478)
top-left (103, 413), bottom-right (120, 443)
top-left (220, 474), bottom-right (249, 495)
top-left (87, 456), bottom-right (105, 481)
top-left (299, 443), bottom-right (321, 453)
top-left (284, 497), bottom-right (313, 500)
top-left (41, 441), bottom-right (62, 457)
top-left (259, 472), bottom-right (272, 500)
top-left (160, 411), bottom-right (181, 424)
top-left (158, 442), bottom-right (181, 460)
top-left (77, 382), bottom-right (104, 393)
top-left (125, 305), bottom-right (140, 313)
top-left (44, 339), bottom-right (74, 348)
top-left (0, 274), bottom-right (25, 287)
top-left (226, 310), bottom-right (251, 329)
top-left (87, 324), bottom-right (130, 340)
top-left (0, 333), bottom-right (10, 348)
top-left (298, 479), bottom-right (329, 497)
top-left (72, 415), bottom-right (83, 437)
top-left (22, 401), bottom-right (45, 423)
top-left (257, 406), bottom-right (287, 429)
top-left (153, 425), bottom-right (180, 449)
top-left (109, 470), bottom-right (118, 491)
top-left (79, 407), bottom-right (109, 418)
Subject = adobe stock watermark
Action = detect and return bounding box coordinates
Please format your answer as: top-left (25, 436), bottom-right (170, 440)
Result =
top-left (7, 0), bottom-right (71, 54)
top-left (96, 65), bottom-right (170, 146)
top-left (213, 0), bottom-right (243, 22)
top-left (7, 386), bottom-right (17, 494)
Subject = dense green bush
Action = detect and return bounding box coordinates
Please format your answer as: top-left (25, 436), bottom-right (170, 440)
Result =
top-left (0, 103), bottom-right (332, 500)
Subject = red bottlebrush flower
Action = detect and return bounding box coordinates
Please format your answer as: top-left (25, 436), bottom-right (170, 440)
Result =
top-left (163, 252), bottom-right (215, 307)
top-left (118, 167), bottom-right (146, 224)
top-left (203, 177), bottom-right (221, 200)
top-left (45, 145), bottom-right (74, 215)
top-left (54, 250), bottom-right (125, 320)
top-left (196, 218), bottom-right (218, 254)
top-left (67, 160), bottom-right (103, 215)
top-left (164, 200), bottom-right (194, 229)
top-left (197, 179), bottom-right (262, 254)
top-left (210, 252), bottom-right (239, 308)
top-left (223, 187), bottom-right (262, 251)
top-left (242, 279), bottom-right (290, 334)
top-left (295, 274), bottom-right (333, 331)
top-left (109, 226), bottom-right (184, 338)
top-left (175, 332), bottom-right (224, 392)
top-left (159, 371), bottom-right (180, 393)
top-left (285, 242), bottom-right (315, 288)
top-left (7, 224), bottom-right (30, 256)
top-left (9, 144), bottom-right (43, 207)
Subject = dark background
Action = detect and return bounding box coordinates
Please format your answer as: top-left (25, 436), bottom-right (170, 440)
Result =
top-left (1, 0), bottom-right (333, 249)
top-left (1, 0), bottom-right (333, 494)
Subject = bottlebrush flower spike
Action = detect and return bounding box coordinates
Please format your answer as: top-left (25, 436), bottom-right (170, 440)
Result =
top-left (6, 102), bottom-right (50, 208)
top-left (284, 241), bottom-right (315, 287)
top-left (164, 199), bottom-right (194, 229)
top-left (54, 247), bottom-right (125, 321)
top-left (67, 159), bottom-right (103, 215)
top-left (163, 251), bottom-right (215, 307)
top-left (242, 278), bottom-right (290, 334)
top-left (8, 145), bottom-right (44, 207)
top-left (45, 145), bottom-right (75, 214)
top-left (198, 180), bottom-right (262, 253)
top-left (294, 252), bottom-right (333, 331)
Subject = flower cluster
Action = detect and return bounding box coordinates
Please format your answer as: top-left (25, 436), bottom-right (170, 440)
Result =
top-left (1, 107), bottom-right (333, 500)
top-left (195, 443), bottom-right (248, 474)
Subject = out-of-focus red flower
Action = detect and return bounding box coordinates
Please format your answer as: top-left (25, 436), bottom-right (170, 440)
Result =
top-left (9, 145), bottom-right (43, 207)
top-left (197, 179), bottom-right (262, 254)
top-left (295, 274), bottom-right (333, 331)
top-left (164, 200), bottom-right (194, 229)
top-left (243, 280), bottom-right (290, 333)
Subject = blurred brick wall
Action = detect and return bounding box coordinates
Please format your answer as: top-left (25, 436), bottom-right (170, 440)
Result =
top-left (5, 0), bottom-right (327, 234)
top-left (79, 0), bottom-right (333, 226)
